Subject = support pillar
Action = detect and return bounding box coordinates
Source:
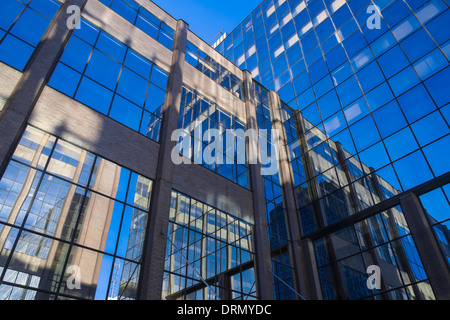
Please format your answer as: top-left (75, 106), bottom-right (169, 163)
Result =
top-left (138, 19), bottom-right (189, 300)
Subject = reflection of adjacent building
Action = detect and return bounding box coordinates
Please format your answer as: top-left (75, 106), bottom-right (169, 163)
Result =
top-left (0, 126), bottom-right (152, 300)
top-left (162, 191), bottom-right (256, 300)
top-left (279, 105), bottom-right (437, 300)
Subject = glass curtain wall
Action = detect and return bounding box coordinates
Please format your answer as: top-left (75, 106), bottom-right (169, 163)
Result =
top-left (162, 191), bottom-right (256, 300)
top-left (0, 126), bottom-right (154, 300)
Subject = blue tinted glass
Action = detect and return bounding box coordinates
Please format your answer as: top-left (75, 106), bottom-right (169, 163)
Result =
top-left (359, 141), bottom-right (390, 170)
top-left (424, 66), bottom-right (450, 107)
top-left (85, 49), bottom-right (121, 90)
top-left (411, 111), bottom-right (449, 146)
top-left (278, 82), bottom-right (295, 102)
top-left (273, 54), bottom-right (288, 77)
top-left (0, 0), bottom-right (25, 30)
top-left (331, 61), bottom-right (353, 85)
top-left (111, 0), bottom-right (138, 24)
top-left (350, 47), bottom-right (374, 71)
top-left (141, 111), bottom-right (161, 141)
top-left (0, 34), bottom-right (34, 70)
top-left (343, 30), bottom-right (367, 57)
top-left (96, 32), bottom-right (127, 62)
top-left (336, 76), bottom-right (362, 107)
top-left (414, 49), bottom-right (448, 80)
top-left (392, 14), bottom-right (420, 41)
top-left (350, 116), bottom-right (380, 151)
top-left (145, 83), bottom-right (166, 113)
top-left (400, 28), bottom-right (436, 62)
top-left (302, 103), bottom-right (322, 126)
top-left (135, 14), bottom-right (159, 40)
top-left (356, 61), bottom-right (384, 92)
top-left (334, 129), bottom-right (356, 156)
top-left (424, 7), bottom-right (450, 45)
top-left (423, 135), bottom-right (450, 177)
top-left (308, 58), bottom-right (328, 83)
top-left (10, 8), bottom-right (49, 47)
top-left (313, 75), bottom-right (333, 99)
top-left (372, 101), bottom-right (407, 138)
top-left (324, 111), bottom-right (346, 137)
top-left (29, 0), bottom-right (60, 19)
top-left (325, 44), bottom-right (347, 71)
top-left (397, 84), bottom-right (436, 123)
top-left (297, 88), bottom-right (315, 110)
top-left (388, 66), bottom-right (420, 96)
top-left (377, 45), bottom-right (409, 78)
top-left (343, 97), bottom-right (369, 125)
top-left (48, 62), bottom-right (82, 97)
top-left (0, 30), bottom-right (5, 41)
top-left (109, 95), bottom-right (142, 131)
top-left (292, 71), bottom-right (311, 95)
top-left (117, 67), bottom-right (148, 106)
top-left (365, 82), bottom-right (394, 111)
top-left (394, 150), bottom-right (433, 190)
top-left (74, 20), bottom-right (100, 45)
top-left (60, 36), bottom-right (93, 72)
top-left (370, 30), bottom-right (396, 57)
top-left (419, 187), bottom-right (450, 223)
top-left (75, 77), bottom-right (113, 115)
top-left (384, 127), bottom-right (419, 161)
top-left (150, 65), bottom-right (168, 89)
top-left (318, 90), bottom-right (341, 120)
top-left (382, 0), bottom-right (411, 27)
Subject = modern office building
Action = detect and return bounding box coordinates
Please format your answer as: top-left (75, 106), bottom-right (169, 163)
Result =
top-left (0, 0), bottom-right (449, 300)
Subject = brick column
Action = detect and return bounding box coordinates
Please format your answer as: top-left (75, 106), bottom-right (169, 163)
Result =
top-left (0, 0), bottom-right (87, 176)
top-left (242, 71), bottom-right (275, 300)
top-left (138, 19), bottom-right (189, 300)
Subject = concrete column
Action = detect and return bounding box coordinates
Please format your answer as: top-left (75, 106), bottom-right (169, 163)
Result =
top-left (242, 71), bottom-right (275, 300)
top-left (138, 19), bottom-right (189, 300)
top-left (269, 91), bottom-right (322, 300)
top-left (0, 0), bottom-right (87, 177)
top-left (399, 192), bottom-right (450, 300)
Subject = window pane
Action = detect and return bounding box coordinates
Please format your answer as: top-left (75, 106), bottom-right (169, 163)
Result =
top-left (372, 101), bottom-right (407, 138)
top-left (0, 34), bottom-right (34, 70)
top-left (394, 151), bottom-right (433, 190)
top-left (75, 77), bottom-right (113, 115)
top-left (85, 49), bottom-right (121, 90)
top-left (0, 0), bottom-right (25, 30)
top-left (117, 67), bottom-right (148, 107)
top-left (10, 8), bottom-right (49, 47)
top-left (422, 135), bottom-right (450, 177)
top-left (384, 127), bottom-right (419, 161)
top-left (109, 95), bottom-right (142, 131)
top-left (60, 36), bottom-right (93, 72)
top-left (397, 84), bottom-right (436, 123)
top-left (48, 62), bottom-right (82, 97)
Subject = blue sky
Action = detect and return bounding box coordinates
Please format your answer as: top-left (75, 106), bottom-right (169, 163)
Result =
top-left (152, 0), bottom-right (263, 45)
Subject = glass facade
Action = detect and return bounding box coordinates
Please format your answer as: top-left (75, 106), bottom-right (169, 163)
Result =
top-left (216, 0), bottom-right (450, 299)
top-left (186, 41), bottom-right (243, 99)
top-left (0, 0), bottom-right (449, 302)
top-left (162, 191), bottom-right (256, 300)
top-left (48, 18), bottom-right (168, 143)
top-left (177, 84), bottom-right (249, 188)
top-left (98, 0), bottom-right (175, 50)
top-left (0, 0), bottom-right (61, 71)
top-left (0, 126), bottom-right (153, 300)
top-left (217, 0), bottom-right (450, 194)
